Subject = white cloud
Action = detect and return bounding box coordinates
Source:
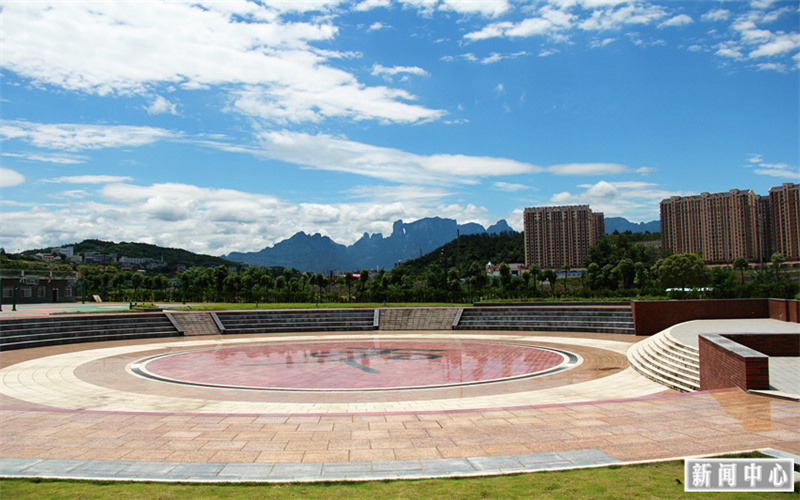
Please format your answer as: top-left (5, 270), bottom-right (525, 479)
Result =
top-left (0, 168), bottom-right (25, 187)
top-left (0, 180), bottom-right (489, 254)
top-left (749, 34), bottom-right (800, 58)
top-left (356, 0), bottom-right (392, 12)
top-left (716, 46), bottom-right (744, 59)
top-left (579, 4), bottom-right (667, 31)
top-left (146, 95), bottom-right (178, 115)
top-left (371, 64), bottom-right (429, 78)
top-left (232, 80), bottom-right (443, 124)
top-left (440, 0), bottom-right (511, 18)
top-left (0, 2), bottom-right (442, 125)
top-left (256, 130), bottom-right (543, 185)
top-left (492, 182), bottom-right (529, 192)
top-left (660, 14), bottom-right (693, 28)
top-left (636, 166), bottom-right (657, 175)
top-left (43, 175), bottom-right (134, 184)
top-left (549, 180), bottom-right (692, 219)
top-left (2, 152), bottom-right (87, 164)
top-left (701, 9), bottom-right (731, 22)
top-left (746, 155), bottom-right (800, 179)
top-left (547, 163), bottom-right (628, 175)
top-left (465, 7), bottom-right (574, 41)
top-left (0, 121), bottom-right (174, 151)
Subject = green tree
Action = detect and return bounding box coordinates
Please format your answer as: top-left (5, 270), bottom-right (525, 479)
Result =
top-left (771, 252), bottom-right (785, 279)
top-left (617, 258), bottom-right (635, 289)
top-left (542, 269), bottom-right (558, 297)
top-left (498, 263), bottom-right (512, 291)
top-left (344, 271), bottom-right (354, 302)
top-left (561, 264), bottom-right (571, 291)
top-left (657, 253), bottom-right (710, 291)
top-left (732, 256), bottom-right (749, 284)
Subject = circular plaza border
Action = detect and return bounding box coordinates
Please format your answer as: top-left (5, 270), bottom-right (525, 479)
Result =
top-left (131, 340), bottom-right (578, 392)
top-left (0, 332), bottom-right (667, 414)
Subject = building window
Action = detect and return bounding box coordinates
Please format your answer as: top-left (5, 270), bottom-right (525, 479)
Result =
top-left (37, 287), bottom-right (46, 298)
top-left (2, 287), bottom-right (11, 298)
top-left (65, 287), bottom-right (73, 298)
top-left (21, 287), bottom-right (32, 298)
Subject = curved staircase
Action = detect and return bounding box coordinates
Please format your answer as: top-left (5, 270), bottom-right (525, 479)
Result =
top-left (627, 329), bottom-right (700, 392)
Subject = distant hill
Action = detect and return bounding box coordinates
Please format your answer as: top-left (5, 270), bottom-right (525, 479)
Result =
top-left (398, 231), bottom-right (524, 276)
top-left (225, 217), bottom-right (516, 273)
top-left (604, 217), bottom-right (660, 234)
top-left (23, 239), bottom-right (236, 271)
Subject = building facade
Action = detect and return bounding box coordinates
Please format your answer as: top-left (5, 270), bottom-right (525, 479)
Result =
top-left (0, 269), bottom-right (79, 306)
top-left (523, 205), bottom-right (604, 269)
top-left (660, 183), bottom-right (799, 264)
top-left (769, 183), bottom-right (800, 262)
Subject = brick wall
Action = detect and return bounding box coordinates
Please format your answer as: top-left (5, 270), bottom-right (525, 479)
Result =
top-left (698, 335), bottom-right (769, 391)
top-left (632, 299), bottom-right (799, 336)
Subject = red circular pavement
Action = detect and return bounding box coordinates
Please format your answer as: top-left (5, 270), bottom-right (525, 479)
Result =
top-left (135, 341), bottom-right (573, 391)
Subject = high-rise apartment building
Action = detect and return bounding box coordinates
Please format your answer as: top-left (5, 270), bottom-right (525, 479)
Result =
top-left (523, 205), bottom-right (604, 269)
top-left (660, 183), bottom-right (798, 264)
top-left (769, 183), bottom-right (800, 262)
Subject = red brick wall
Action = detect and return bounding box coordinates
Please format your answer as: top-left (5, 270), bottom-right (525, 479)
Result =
top-left (632, 300), bottom-right (770, 336)
top-left (698, 335), bottom-right (769, 391)
top-left (769, 299), bottom-right (800, 323)
top-left (724, 333), bottom-right (800, 357)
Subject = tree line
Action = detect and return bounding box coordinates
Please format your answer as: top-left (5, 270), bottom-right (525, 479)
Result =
top-left (6, 231), bottom-right (799, 304)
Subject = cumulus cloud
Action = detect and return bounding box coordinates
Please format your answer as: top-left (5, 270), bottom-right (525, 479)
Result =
top-left (701, 9), bottom-right (731, 23)
top-left (146, 95), bottom-right (178, 115)
top-left (0, 121), bottom-right (174, 151)
top-left (550, 180), bottom-right (693, 219)
top-left (0, 168), bottom-right (25, 187)
top-left (0, 1), bottom-right (442, 126)
top-left (0, 181), bottom-right (490, 254)
top-left (660, 14), bottom-right (693, 28)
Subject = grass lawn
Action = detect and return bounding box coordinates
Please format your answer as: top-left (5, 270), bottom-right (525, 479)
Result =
top-left (2, 457), bottom-right (796, 500)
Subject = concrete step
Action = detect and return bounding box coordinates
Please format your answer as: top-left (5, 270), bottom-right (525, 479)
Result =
top-left (627, 334), bottom-right (700, 392)
top-left (628, 342), bottom-right (698, 393)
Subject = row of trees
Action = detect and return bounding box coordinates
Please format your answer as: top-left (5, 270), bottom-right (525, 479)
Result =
top-left (66, 234), bottom-right (799, 303)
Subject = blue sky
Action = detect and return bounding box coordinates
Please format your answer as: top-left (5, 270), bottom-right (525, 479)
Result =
top-left (1, 0), bottom-right (798, 256)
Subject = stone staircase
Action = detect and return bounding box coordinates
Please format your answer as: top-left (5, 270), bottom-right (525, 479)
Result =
top-left (627, 329), bottom-right (700, 392)
top-left (215, 308), bottom-right (378, 335)
top-left (378, 308), bottom-right (459, 330)
top-left (0, 314), bottom-right (180, 351)
top-left (453, 306), bottom-right (635, 334)
top-left (167, 312), bottom-right (222, 336)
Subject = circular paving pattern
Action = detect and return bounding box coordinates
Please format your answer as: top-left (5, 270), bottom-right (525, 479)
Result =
top-left (132, 340), bottom-right (577, 391)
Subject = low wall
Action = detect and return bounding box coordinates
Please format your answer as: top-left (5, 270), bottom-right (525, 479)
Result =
top-left (699, 333), bottom-right (800, 391)
top-left (632, 299), bottom-right (799, 336)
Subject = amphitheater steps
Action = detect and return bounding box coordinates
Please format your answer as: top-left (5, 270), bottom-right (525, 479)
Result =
top-left (216, 309), bottom-right (377, 335)
top-left (627, 331), bottom-right (700, 393)
top-left (454, 307), bottom-right (634, 335)
top-left (167, 312), bottom-right (222, 336)
top-left (379, 308), bottom-right (459, 330)
top-left (0, 314), bottom-right (179, 351)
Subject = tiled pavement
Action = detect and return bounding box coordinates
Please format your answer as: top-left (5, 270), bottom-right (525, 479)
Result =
top-left (1, 330), bottom-right (799, 482)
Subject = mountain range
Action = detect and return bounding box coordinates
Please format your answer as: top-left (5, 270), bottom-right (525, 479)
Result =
top-left (604, 217), bottom-right (661, 234)
top-left (225, 217), bottom-right (513, 273)
top-left (224, 216), bottom-right (659, 273)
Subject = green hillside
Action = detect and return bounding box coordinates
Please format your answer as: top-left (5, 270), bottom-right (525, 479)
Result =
top-left (22, 239), bottom-right (236, 271)
top-left (398, 232), bottom-right (524, 276)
